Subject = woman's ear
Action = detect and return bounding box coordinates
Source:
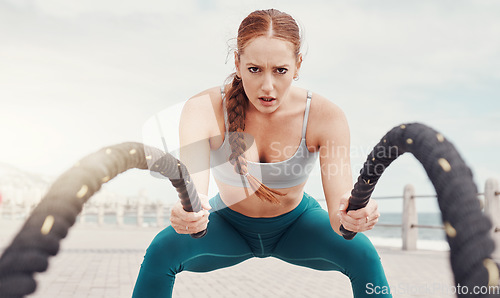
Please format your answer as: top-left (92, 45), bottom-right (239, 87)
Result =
top-left (234, 51), bottom-right (241, 78)
top-left (295, 53), bottom-right (303, 74)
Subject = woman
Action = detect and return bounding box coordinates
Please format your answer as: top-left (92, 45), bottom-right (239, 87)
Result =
top-left (133, 9), bottom-right (391, 297)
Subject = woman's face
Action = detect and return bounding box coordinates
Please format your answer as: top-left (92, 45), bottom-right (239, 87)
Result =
top-left (235, 36), bottom-right (301, 114)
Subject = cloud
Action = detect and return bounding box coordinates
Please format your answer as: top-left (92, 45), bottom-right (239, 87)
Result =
top-left (2, 0), bottom-right (200, 18)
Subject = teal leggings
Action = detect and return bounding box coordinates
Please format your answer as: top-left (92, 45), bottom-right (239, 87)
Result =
top-left (132, 193), bottom-right (391, 297)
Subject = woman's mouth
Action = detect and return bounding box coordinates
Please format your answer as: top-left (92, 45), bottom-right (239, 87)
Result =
top-left (259, 97), bottom-right (276, 105)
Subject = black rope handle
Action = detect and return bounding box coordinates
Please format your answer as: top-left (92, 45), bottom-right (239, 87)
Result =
top-left (0, 142), bottom-right (205, 298)
top-left (340, 123), bottom-right (499, 296)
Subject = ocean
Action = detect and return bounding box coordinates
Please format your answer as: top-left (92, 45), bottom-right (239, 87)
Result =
top-left (365, 212), bottom-right (446, 241)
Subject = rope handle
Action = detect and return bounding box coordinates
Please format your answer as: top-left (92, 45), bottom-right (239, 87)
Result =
top-left (149, 150), bottom-right (206, 238)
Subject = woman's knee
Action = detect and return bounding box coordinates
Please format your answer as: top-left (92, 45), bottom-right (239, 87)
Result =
top-left (344, 237), bottom-right (387, 281)
top-left (141, 226), bottom-right (186, 275)
top-left (358, 243), bottom-right (383, 269)
top-left (133, 229), bottom-right (181, 298)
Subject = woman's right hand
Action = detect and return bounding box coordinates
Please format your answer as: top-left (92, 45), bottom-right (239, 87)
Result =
top-left (170, 193), bottom-right (211, 234)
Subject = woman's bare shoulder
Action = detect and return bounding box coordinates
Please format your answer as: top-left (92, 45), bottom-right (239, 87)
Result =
top-left (291, 87), bottom-right (344, 117)
top-left (307, 91), bottom-right (350, 146)
top-left (181, 86), bottom-right (225, 136)
top-left (309, 92), bottom-right (345, 119)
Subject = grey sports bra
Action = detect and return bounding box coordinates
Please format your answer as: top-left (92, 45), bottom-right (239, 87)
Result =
top-left (209, 87), bottom-right (319, 189)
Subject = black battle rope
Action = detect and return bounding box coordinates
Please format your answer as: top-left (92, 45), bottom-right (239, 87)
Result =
top-left (340, 123), bottom-right (500, 297)
top-left (0, 142), bottom-right (205, 298)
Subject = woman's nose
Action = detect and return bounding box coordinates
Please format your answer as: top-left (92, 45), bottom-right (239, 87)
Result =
top-left (261, 73), bottom-right (273, 92)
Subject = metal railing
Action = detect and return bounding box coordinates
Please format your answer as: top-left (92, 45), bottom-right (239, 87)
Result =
top-left (369, 178), bottom-right (500, 255)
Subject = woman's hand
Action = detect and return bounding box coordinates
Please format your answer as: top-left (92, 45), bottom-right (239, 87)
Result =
top-left (170, 193), bottom-right (212, 234)
top-left (338, 195), bottom-right (380, 233)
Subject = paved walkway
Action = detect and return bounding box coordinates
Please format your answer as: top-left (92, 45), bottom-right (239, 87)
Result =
top-left (0, 220), bottom-right (457, 298)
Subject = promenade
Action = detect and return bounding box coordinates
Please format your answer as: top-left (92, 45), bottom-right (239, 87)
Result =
top-left (0, 219), bottom-right (456, 298)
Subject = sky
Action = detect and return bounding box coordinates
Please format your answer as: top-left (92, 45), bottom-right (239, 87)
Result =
top-left (0, 0), bottom-right (499, 212)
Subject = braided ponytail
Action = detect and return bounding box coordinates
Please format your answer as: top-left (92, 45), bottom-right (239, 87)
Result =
top-left (225, 74), bottom-right (285, 204)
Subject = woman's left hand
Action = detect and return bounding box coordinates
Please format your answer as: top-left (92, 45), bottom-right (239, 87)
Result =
top-left (338, 196), bottom-right (380, 233)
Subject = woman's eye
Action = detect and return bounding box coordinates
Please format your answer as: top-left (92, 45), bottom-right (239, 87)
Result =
top-left (276, 68), bottom-right (288, 74)
top-left (248, 67), bottom-right (259, 73)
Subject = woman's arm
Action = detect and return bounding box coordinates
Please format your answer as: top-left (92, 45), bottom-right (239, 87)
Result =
top-left (179, 93), bottom-right (213, 195)
top-left (313, 95), bottom-right (379, 236)
top-left (170, 92), bottom-right (215, 234)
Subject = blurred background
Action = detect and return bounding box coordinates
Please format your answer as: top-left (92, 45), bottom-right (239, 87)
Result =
top-left (1, 0), bottom-right (499, 219)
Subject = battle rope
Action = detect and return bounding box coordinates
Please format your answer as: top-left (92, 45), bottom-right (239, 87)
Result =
top-left (1, 124), bottom-right (498, 297)
top-left (0, 142), bottom-right (205, 298)
top-left (340, 123), bottom-right (499, 296)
